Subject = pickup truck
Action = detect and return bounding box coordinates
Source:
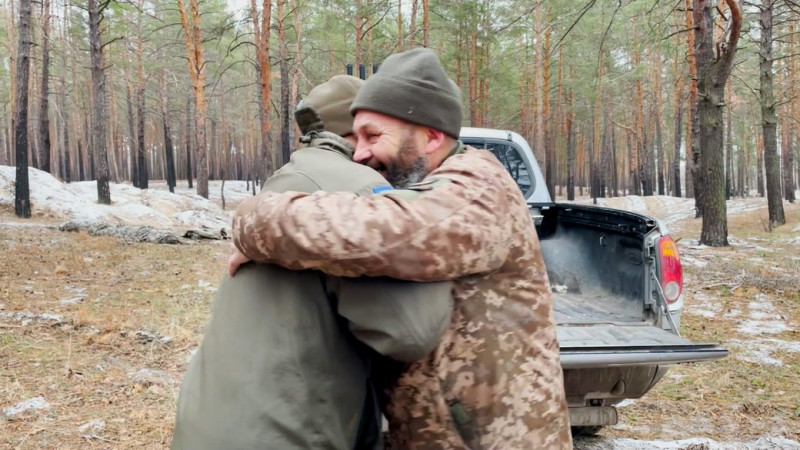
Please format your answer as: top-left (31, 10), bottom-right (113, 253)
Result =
top-left (459, 127), bottom-right (728, 433)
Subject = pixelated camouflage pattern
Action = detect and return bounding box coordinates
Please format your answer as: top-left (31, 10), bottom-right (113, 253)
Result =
top-left (233, 147), bottom-right (572, 449)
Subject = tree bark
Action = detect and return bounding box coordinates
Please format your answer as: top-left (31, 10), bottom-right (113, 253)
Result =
top-left (178, 0), bottom-right (209, 198)
top-left (38, 0), bottom-right (52, 174)
top-left (88, 0), bottom-right (111, 204)
top-left (725, 81), bottom-right (733, 200)
top-left (277, 0), bottom-right (292, 166)
top-left (161, 76), bottom-right (176, 193)
top-left (685, 0), bottom-right (697, 199)
top-left (135, 0), bottom-right (148, 189)
top-left (249, 0), bottom-right (273, 184)
top-left (126, 84), bottom-right (138, 185)
top-left (758, 0), bottom-right (785, 227)
top-left (422, 0), bottom-right (429, 47)
top-left (694, 0), bottom-right (741, 245)
top-left (566, 108), bottom-right (575, 201)
top-left (185, 95), bottom-right (193, 188)
top-left (14, 0), bottom-right (32, 218)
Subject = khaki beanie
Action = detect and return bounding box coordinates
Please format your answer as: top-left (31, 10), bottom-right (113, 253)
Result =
top-left (295, 75), bottom-right (363, 137)
top-left (350, 48), bottom-right (463, 138)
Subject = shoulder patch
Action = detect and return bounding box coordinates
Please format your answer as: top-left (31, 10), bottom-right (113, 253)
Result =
top-left (377, 178), bottom-right (451, 201)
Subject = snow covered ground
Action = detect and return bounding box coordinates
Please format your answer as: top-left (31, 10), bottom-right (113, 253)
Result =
top-left (0, 166), bottom-right (252, 231)
top-left (571, 194), bottom-right (767, 226)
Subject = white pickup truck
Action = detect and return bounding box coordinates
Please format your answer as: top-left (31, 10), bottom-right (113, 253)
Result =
top-left (459, 127), bottom-right (728, 433)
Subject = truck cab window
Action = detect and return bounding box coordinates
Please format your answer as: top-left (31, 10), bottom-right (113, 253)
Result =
top-left (462, 140), bottom-right (533, 196)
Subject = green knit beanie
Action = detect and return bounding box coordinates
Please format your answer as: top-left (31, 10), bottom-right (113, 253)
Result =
top-left (350, 48), bottom-right (463, 138)
top-left (295, 75), bottom-right (363, 137)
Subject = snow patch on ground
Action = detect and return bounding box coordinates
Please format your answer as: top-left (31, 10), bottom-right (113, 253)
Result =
top-left (728, 338), bottom-right (800, 366)
top-left (575, 436), bottom-right (800, 450)
top-left (683, 291), bottom-right (722, 318)
top-left (3, 396), bottom-right (51, 417)
top-left (570, 195), bottom-right (766, 225)
top-left (735, 295), bottom-right (793, 336)
top-left (0, 166), bottom-right (248, 231)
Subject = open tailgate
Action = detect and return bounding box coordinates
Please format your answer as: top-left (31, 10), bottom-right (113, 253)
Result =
top-left (557, 324), bottom-right (728, 369)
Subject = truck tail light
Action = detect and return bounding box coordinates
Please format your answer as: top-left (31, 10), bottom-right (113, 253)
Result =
top-left (657, 236), bottom-right (683, 304)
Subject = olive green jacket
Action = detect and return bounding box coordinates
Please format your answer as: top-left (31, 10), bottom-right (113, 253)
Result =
top-left (171, 132), bottom-right (453, 450)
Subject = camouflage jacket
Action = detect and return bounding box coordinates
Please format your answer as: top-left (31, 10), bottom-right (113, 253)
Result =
top-left (232, 147), bottom-right (572, 449)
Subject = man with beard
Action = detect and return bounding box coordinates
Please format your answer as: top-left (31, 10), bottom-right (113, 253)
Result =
top-left (229, 48), bottom-right (572, 449)
top-left (172, 75), bottom-right (453, 450)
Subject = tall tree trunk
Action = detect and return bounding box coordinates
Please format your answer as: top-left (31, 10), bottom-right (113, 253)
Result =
top-left (672, 32), bottom-right (684, 197)
top-left (758, 0), bottom-right (785, 227)
top-left (673, 88), bottom-right (684, 197)
top-left (14, 0), bottom-right (32, 218)
top-left (185, 95), bottom-right (193, 188)
top-left (694, 0), bottom-right (741, 245)
top-left (397, 0), bottom-right (403, 50)
top-left (725, 81), bottom-right (734, 200)
top-left (249, 0), bottom-right (273, 184)
top-left (291, 0), bottom-right (302, 149)
top-left (38, 0), bottom-right (52, 174)
top-left (654, 49), bottom-right (665, 196)
top-left (785, 25), bottom-right (797, 203)
top-left (422, 0), bottom-right (429, 47)
top-left (355, 0), bottom-right (363, 69)
top-left (543, 27), bottom-right (555, 197)
top-left (136, 1), bottom-right (147, 189)
top-left (161, 76), bottom-right (176, 193)
top-left (566, 107), bottom-right (575, 201)
top-left (126, 85), bottom-right (137, 185)
top-left (60, 79), bottom-right (71, 182)
top-left (178, 0), bottom-right (209, 198)
top-left (685, 0), bottom-right (697, 199)
top-left (277, 0), bottom-right (292, 166)
top-left (757, 127), bottom-right (765, 197)
top-left (88, 0), bottom-right (111, 204)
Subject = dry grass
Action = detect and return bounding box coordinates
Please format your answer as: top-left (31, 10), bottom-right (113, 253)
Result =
top-left (1, 199), bottom-right (798, 448)
top-left (0, 221), bottom-right (228, 449)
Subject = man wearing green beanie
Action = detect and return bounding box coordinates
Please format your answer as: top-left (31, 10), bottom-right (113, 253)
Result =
top-left (172, 74), bottom-right (453, 450)
top-left (230, 49), bottom-right (572, 449)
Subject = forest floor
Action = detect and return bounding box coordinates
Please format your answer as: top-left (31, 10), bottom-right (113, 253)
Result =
top-left (1, 173), bottom-right (799, 449)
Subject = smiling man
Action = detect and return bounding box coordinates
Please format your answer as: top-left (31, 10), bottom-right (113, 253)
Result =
top-left (230, 48), bottom-right (572, 449)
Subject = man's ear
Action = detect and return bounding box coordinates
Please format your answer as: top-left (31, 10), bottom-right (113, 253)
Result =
top-left (423, 127), bottom-right (446, 155)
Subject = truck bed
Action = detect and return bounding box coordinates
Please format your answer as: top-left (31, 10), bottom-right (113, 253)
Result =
top-left (554, 291), bottom-right (642, 324)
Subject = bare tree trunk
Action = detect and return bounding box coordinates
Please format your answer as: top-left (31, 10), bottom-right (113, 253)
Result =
top-left (566, 108), bottom-right (575, 201)
top-left (422, 0), bottom-right (429, 47)
top-left (178, 0), bottom-right (209, 198)
top-left (88, 0), bottom-right (111, 204)
top-left (185, 95), bottom-right (193, 188)
top-left (785, 26), bottom-right (797, 203)
top-left (249, 0), bottom-right (273, 184)
top-left (126, 84), bottom-right (138, 185)
top-left (14, 0), bottom-right (33, 217)
top-left (355, 0), bottom-right (363, 68)
top-left (38, 0), bottom-right (52, 174)
top-left (685, 0), bottom-right (697, 199)
top-left (758, 0), bottom-right (785, 227)
top-left (673, 90), bottom-right (684, 197)
top-left (725, 81), bottom-right (733, 200)
top-left (397, 0), bottom-right (403, 50)
top-left (694, 0), bottom-right (742, 245)
top-left (291, 0), bottom-right (302, 150)
top-left (277, 0), bottom-right (292, 166)
top-left (136, 0), bottom-right (147, 189)
top-left (654, 49), bottom-right (665, 196)
top-left (161, 76), bottom-right (176, 193)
